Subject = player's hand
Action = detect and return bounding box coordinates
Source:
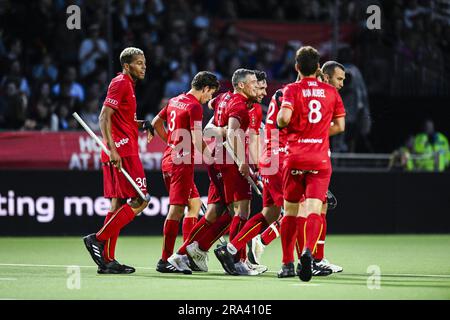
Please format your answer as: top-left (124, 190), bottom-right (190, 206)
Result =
top-left (110, 149), bottom-right (122, 172)
top-left (239, 163), bottom-right (249, 178)
top-left (146, 130), bottom-right (153, 143)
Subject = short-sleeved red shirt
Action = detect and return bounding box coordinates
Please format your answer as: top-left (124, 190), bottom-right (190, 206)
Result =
top-left (158, 93), bottom-right (203, 171)
top-left (210, 91), bottom-right (250, 164)
top-left (281, 77), bottom-right (346, 170)
top-left (101, 73), bottom-right (139, 161)
top-left (259, 88), bottom-right (288, 169)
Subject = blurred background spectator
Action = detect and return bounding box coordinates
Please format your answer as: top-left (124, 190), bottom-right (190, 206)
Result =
top-left (0, 0), bottom-right (448, 155)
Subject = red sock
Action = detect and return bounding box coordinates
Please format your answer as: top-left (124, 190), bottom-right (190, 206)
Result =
top-left (280, 216), bottom-right (297, 264)
top-left (197, 213), bottom-right (232, 251)
top-left (295, 216), bottom-right (307, 260)
top-left (261, 220), bottom-right (280, 245)
top-left (314, 214), bottom-right (327, 260)
top-left (96, 204), bottom-right (135, 241)
top-left (231, 213), bottom-right (269, 251)
top-left (162, 219), bottom-right (180, 261)
top-left (102, 212), bottom-right (119, 262)
top-left (182, 217), bottom-right (198, 242)
top-left (304, 213), bottom-right (323, 253)
top-left (229, 215), bottom-right (247, 262)
top-left (178, 216), bottom-right (211, 255)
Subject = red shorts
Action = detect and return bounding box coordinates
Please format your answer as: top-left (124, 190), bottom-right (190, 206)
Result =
top-left (207, 164), bottom-right (225, 204)
top-left (220, 164), bottom-right (252, 204)
top-left (262, 171), bottom-right (283, 208)
top-left (163, 164), bottom-right (199, 206)
top-left (282, 165), bottom-right (331, 203)
top-left (103, 155), bottom-right (147, 199)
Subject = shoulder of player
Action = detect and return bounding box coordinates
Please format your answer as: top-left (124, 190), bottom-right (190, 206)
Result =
top-left (108, 74), bottom-right (130, 89)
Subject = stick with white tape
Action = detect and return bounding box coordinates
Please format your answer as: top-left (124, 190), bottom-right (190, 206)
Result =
top-left (72, 112), bottom-right (150, 202)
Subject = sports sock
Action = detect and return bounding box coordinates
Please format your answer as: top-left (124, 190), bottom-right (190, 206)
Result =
top-left (231, 213), bottom-right (268, 252)
top-left (261, 220), bottom-right (280, 245)
top-left (96, 204), bottom-right (135, 241)
top-left (102, 211), bottom-right (119, 262)
top-left (182, 217), bottom-right (198, 242)
top-left (197, 212), bottom-right (232, 251)
top-left (314, 213), bottom-right (327, 261)
top-left (161, 219), bottom-right (179, 261)
top-left (280, 216), bottom-right (297, 264)
top-left (229, 215), bottom-right (247, 262)
top-left (304, 213), bottom-right (323, 254)
top-left (178, 216), bottom-right (211, 255)
top-left (295, 216), bottom-right (307, 260)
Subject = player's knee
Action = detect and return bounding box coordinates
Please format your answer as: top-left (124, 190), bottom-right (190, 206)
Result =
top-left (130, 198), bottom-right (149, 215)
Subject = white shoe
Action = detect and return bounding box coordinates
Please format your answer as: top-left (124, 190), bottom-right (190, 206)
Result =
top-left (186, 241), bottom-right (209, 272)
top-left (250, 235), bottom-right (265, 264)
top-left (234, 261), bottom-right (259, 276)
top-left (168, 253), bottom-right (192, 273)
top-left (245, 259), bottom-right (268, 274)
top-left (316, 258), bottom-right (343, 273)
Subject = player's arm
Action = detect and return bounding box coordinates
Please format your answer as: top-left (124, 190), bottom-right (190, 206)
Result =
top-left (151, 115), bottom-right (168, 143)
top-left (249, 131), bottom-right (259, 169)
top-left (135, 120), bottom-right (155, 143)
top-left (329, 117), bottom-right (345, 136)
top-left (99, 106), bottom-right (122, 171)
top-left (203, 116), bottom-right (227, 137)
top-left (191, 121), bottom-right (203, 155)
top-left (277, 107), bottom-right (292, 128)
top-left (227, 117), bottom-right (248, 177)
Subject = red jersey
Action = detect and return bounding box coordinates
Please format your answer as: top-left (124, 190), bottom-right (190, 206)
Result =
top-left (259, 88), bottom-right (288, 169)
top-left (158, 93), bottom-right (203, 172)
top-left (281, 77), bottom-right (346, 170)
top-left (101, 73), bottom-right (139, 161)
top-left (210, 91), bottom-right (251, 164)
top-left (248, 103), bottom-right (263, 133)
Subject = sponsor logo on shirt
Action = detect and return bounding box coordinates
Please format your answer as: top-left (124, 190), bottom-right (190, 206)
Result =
top-left (115, 138), bottom-right (129, 148)
top-left (105, 97), bottom-right (118, 106)
top-left (298, 138), bottom-right (323, 144)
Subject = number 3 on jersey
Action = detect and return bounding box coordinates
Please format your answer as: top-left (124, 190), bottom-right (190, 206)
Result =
top-left (308, 100), bottom-right (322, 124)
top-left (168, 110), bottom-right (176, 131)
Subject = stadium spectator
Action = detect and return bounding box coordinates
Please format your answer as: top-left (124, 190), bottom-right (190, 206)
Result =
top-left (52, 66), bottom-right (85, 102)
top-left (412, 119), bottom-right (450, 172)
top-left (0, 81), bottom-right (28, 129)
top-left (1, 60), bottom-right (31, 97)
top-left (32, 54), bottom-right (59, 83)
top-left (78, 24), bottom-right (109, 79)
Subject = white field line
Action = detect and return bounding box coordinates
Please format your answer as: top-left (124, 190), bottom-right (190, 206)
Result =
top-left (0, 263), bottom-right (449, 279)
top-left (0, 278), bottom-right (17, 281)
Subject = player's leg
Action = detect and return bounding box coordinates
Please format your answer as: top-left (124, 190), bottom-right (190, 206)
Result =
top-left (314, 201), bottom-right (343, 273)
top-left (297, 169), bottom-right (333, 282)
top-left (157, 164), bottom-right (194, 274)
top-left (182, 194), bottom-right (200, 241)
top-left (84, 157), bottom-right (149, 273)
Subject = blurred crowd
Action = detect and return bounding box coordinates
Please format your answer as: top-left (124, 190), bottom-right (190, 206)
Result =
top-left (0, 0), bottom-right (448, 139)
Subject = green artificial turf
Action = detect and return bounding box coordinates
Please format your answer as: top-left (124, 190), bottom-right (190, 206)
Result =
top-left (0, 235), bottom-right (449, 300)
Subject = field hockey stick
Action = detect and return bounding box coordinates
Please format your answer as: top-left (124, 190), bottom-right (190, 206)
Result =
top-left (73, 112), bottom-right (150, 202)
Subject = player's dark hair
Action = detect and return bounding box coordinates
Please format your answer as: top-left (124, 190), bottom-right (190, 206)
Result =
top-left (191, 71), bottom-right (220, 91)
top-left (321, 61), bottom-right (345, 77)
top-left (254, 70), bottom-right (267, 82)
top-left (231, 68), bottom-right (255, 89)
top-left (295, 46), bottom-right (320, 76)
top-left (119, 47), bottom-right (144, 67)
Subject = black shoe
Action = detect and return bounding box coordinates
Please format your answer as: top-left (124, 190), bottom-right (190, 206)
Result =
top-left (83, 233), bottom-right (106, 268)
top-left (98, 260), bottom-right (136, 274)
top-left (156, 259), bottom-right (190, 274)
top-left (214, 245), bottom-right (237, 275)
top-left (277, 262), bottom-right (295, 278)
top-left (186, 258), bottom-right (202, 272)
top-left (312, 261), bottom-right (333, 277)
top-left (296, 262), bottom-right (301, 276)
top-left (298, 248), bottom-right (313, 282)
